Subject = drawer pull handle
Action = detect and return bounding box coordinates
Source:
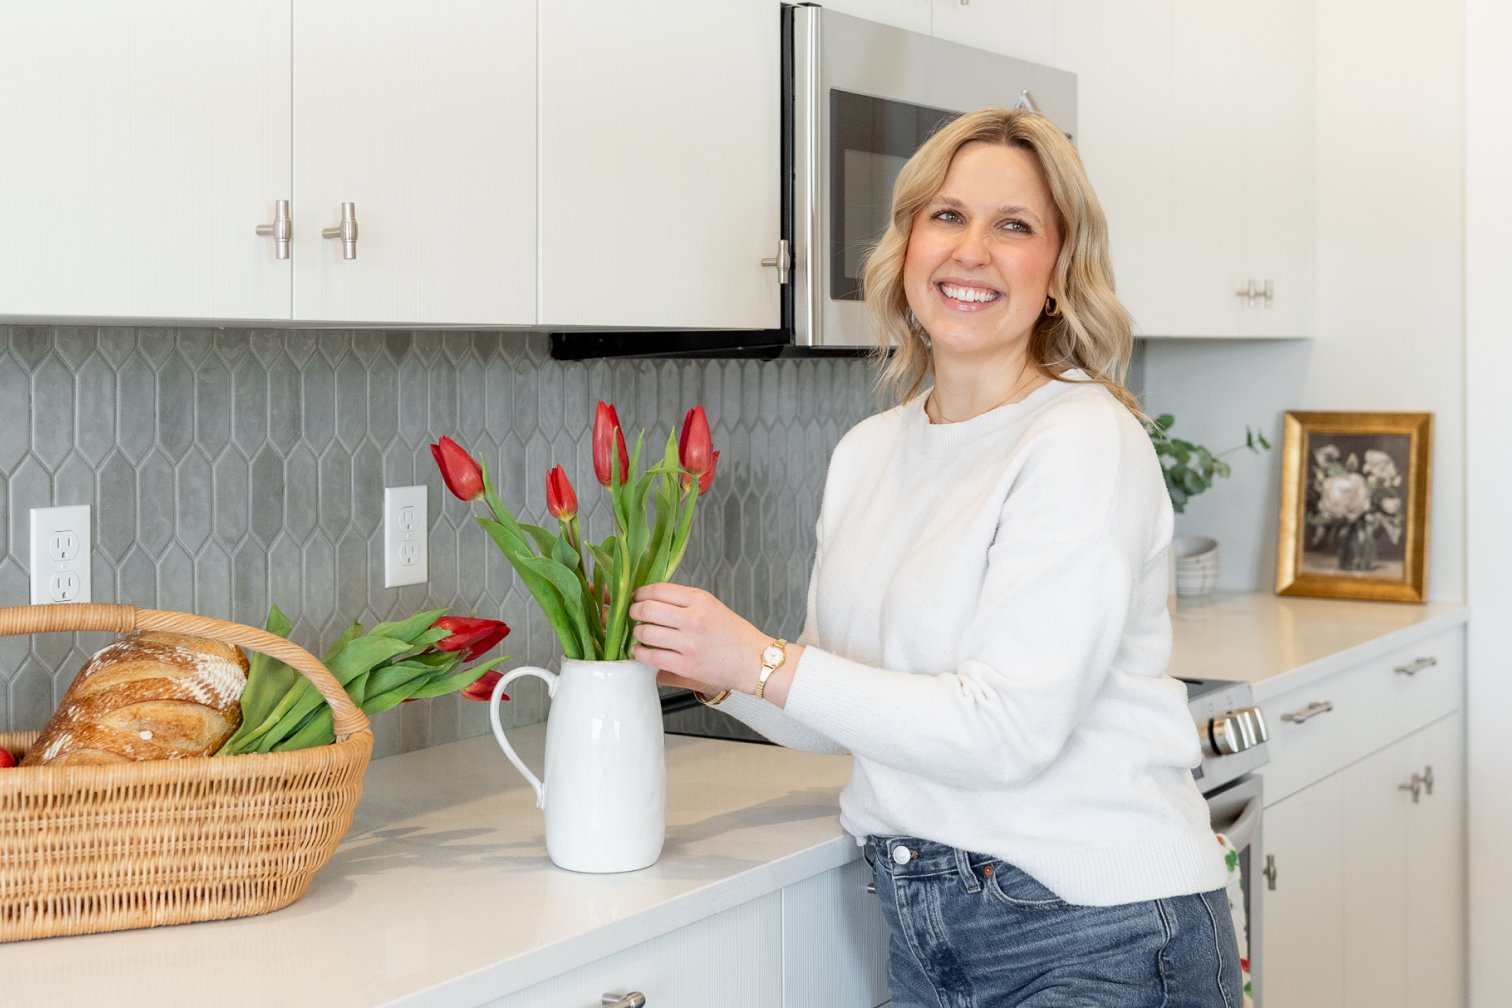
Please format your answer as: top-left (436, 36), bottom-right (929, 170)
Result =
top-left (1400, 773), bottom-right (1425, 802)
top-left (602, 994), bottom-right (646, 1008)
top-left (1281, 700), bottom-right (1334, 724)
top-left (1263, 854), bottom-right (1277, 890)
top-left (1394, 656), bottom-right (1437, 675)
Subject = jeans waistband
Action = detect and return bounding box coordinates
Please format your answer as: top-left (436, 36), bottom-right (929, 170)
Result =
top-left (867, 835), bottom-right (994, 893)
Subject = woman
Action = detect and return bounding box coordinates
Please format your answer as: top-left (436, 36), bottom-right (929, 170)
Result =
top-left (629, 108), bottom-right (1240, 1008)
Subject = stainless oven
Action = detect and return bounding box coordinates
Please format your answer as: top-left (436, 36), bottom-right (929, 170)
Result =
top-left (788, 4), bottom-right (1078, 349)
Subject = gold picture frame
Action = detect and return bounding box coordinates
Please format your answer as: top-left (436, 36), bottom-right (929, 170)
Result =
top-left (1276, 411), bottom-right (1432, 603)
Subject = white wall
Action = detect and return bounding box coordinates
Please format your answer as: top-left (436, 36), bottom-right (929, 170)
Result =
top-left (1305, 0), bottom-right (1465, 602)
top-left (1463, 0), bottom-right (1512, 1001)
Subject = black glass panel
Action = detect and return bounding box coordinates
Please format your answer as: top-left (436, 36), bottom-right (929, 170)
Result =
top-left (830, 89), bottom-right (959, 301)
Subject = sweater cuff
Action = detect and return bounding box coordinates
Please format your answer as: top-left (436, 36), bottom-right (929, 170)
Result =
top-left (784, 647), bottom-right (885, 748)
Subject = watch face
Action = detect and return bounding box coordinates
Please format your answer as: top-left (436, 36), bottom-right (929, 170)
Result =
top-left (762, 645), bottom-right (784, 666)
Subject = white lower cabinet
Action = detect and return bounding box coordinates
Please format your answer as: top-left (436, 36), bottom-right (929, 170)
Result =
top-left (783, 858), bottom-right (891, 1008)
top-left (1262, 711), bottom-right (1465, 1008)
top-left (487, 891), bottom-right (782, 1008)
top-left (489, 860), bottom-right (892, 1008)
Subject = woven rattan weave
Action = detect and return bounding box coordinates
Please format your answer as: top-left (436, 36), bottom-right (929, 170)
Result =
top-left (0, 603), bottom-right (372, 941)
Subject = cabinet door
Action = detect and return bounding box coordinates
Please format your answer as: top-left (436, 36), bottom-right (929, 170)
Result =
top-left (1338, 732), bottom-right (1413, 1008)
top-left (486, 891), bottom-right (782, 1008)
top-left (292, 0), bottom-right (535, 325)
top-left (538, 0), bottom-right (781, 330)
top-left (1237, 0), bottom-right (1314, 337)
top-left (783, 859), bottom-right (891, 1008)
top-left (0, 1), bottom-right (291, 321)
top-left (1053, 0), bottom-right (1177, 337)
top-left (1405, 713), bottom-right (1466, 1008)
top-left (1263, 768), bottom-right (1348, 1008)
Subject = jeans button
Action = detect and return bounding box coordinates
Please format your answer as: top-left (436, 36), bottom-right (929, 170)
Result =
top-left (892, 845), bottom-right (912, 865)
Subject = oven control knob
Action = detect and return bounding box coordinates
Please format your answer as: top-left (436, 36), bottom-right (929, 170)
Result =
top-left (1208, 709), bottom-right (1263, 756)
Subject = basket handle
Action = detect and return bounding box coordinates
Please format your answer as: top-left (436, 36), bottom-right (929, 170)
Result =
top-left (0, 603), bottom-right (369, 741)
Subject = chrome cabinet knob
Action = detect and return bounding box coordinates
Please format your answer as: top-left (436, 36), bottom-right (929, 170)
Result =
top-left (322, 202), bottom-right (359, 259)
top-left (602, 994), bottom-right (646, 1008)
top-left (1422, 764), bottom-right (1434, 795)
top-left (761, 239), bottom-right (791, 284)
top-left (255, 199), bottom-right (292, 259)
top-left (1400, 773), bottom-right (1425, 803)
top-left (1263, 854), bottom-right (1277, 890)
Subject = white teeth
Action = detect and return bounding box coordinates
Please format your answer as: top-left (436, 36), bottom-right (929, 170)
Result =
top-left (941, 284), bottom-right (1000, 303)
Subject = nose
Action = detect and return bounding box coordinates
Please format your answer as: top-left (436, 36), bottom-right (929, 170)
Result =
top-left (952, 220), bottom-right (992, 268)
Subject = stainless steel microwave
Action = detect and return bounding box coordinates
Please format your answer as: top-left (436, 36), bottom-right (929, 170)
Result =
top-left (551, 4), bottom-right (1077, 360)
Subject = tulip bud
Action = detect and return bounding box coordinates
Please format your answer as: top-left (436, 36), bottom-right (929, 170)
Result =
top-left (698, 450), bottom-right (719, 496)
top-left (0, 747), bottom-right (14, 769)
top-left (593, 401), bottom-right (630, 488)
top-left (546, 465), bottom-right (578, 520)
top-left (461, 670), bottom-right (508, 703)
top-left (678, 405), bottom-right (713, 477)
top-left (430, 436), bottom-right (485, 502)
top-left (430, 616), bottom-right (512, 661)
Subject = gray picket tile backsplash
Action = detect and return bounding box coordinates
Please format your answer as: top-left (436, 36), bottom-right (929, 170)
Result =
top-left (0, 326), bottom-right (878, 758)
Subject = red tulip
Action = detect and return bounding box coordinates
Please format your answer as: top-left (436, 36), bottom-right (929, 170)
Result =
top-left (698, 450), bottom-right (719, 496)
top-left (678, 405), bottom-right (713, 476)
top-left (431, 436), bottom-right (485, 502)
top-left (430, 616), bottom-right (512, 661)
top-left (546, 465), bottom-right (578, 520)
top-left (0, 748), bottom-right (14, 769)
top-left (461, 670), bottom-right (508, 703)
top-left (593, 401), bottom-right (630, 487)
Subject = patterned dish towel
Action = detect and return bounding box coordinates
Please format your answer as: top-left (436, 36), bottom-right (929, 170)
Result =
top-left (1215, 833), bottom-right (1254, 1008)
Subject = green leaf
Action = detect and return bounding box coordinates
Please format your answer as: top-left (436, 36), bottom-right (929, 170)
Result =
top-left (321, 621), bottom-right (364, 665)
top-left (371, 608), bottom-right (449, 645)
top-left (519, 522), bottom-right (560, 558)
top-left (326, 635), bottom-right (415, 686)
top-left (405, 655), bottom-right (510, 700)
top-left (551, 531), bottom-right (582, 571)
top-left (217, 605), bottom-right (299, 756)
top-left (518, 554), bottom-right (595, 658)
top-left (270, 707), bottom-right (334, 752)
top-left (588, 541), bottom-right (617, 582)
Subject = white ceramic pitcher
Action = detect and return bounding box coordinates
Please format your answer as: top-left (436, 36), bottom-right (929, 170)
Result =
top-left (489, 658), bottom-right (666, 873)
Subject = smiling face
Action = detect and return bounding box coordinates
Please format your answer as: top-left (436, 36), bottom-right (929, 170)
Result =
top-left (902, 140), bottom-right (1063, 361)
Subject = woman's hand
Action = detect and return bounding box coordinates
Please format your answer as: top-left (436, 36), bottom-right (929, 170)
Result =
top-left (629, 583), bottom-right (802, 707)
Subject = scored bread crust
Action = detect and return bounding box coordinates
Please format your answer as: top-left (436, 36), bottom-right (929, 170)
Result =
top-left (21, 630), bottom-right (250, 766)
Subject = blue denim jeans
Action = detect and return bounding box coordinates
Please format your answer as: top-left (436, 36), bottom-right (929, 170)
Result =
top-left (868, 836), bottom-right (1242, 1008)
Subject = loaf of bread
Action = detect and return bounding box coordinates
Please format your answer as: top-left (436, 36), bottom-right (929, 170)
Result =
top-left (21, 630), bottom-right (249, 766)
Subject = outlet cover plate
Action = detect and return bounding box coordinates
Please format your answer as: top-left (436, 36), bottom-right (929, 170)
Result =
top-left (383, 486), bottom-right (428, 588)
top-left (30, 505), bottom-right (91, 604)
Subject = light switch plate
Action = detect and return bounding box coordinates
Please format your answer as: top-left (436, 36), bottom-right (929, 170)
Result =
top-left (383, 486), bottom-right (428, 588)
top-left (30, 505), bottom-right (91, 604)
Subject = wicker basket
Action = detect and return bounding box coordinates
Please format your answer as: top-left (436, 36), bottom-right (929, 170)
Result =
top-left (0, 603), bottom-right (373, 942)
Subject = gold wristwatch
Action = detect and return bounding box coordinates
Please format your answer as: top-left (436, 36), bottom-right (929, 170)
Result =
top-left (754, 639), bottom-right (787, 700)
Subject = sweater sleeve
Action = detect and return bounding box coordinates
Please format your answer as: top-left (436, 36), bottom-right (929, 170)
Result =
top-left (780, 401), bottom-right (1157, 791)
top-left (709, 531), bottom-right (850, 756)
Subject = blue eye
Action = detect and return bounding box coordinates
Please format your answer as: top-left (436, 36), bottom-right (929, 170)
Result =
top-left (1004, 219), bottom-right (1032, 234)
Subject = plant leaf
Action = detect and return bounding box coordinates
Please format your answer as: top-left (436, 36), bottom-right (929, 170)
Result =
top-left (371, 608), bottom-right (450, 644)
top-left (519, 522), bottom-right (560, 558)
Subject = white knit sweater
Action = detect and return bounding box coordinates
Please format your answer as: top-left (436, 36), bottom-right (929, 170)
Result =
top-left (721, 373), bottom-right (1227, 906)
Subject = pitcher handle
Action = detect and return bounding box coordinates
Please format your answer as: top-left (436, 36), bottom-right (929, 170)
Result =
top-left (489, 665), bottom-right (558, 809)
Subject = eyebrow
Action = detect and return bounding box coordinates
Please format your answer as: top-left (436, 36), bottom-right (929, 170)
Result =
top-left (931, 195), bottom-right (1043, 222)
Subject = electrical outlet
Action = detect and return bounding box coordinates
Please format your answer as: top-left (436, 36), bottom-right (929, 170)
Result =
top-left (383, 486), bottom-right (428, 588)
top-left (30, 505), bottom-right (91, 604)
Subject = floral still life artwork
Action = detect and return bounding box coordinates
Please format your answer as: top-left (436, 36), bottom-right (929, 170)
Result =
top-left (1277, 412), bottom-right (1433, 603)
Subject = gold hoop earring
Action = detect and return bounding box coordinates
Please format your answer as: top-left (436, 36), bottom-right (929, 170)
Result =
top-left (1044, 296), bottom-right (1061, 317)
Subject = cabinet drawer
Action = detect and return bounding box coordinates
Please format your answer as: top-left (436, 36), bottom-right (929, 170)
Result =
top-left (488, 891), bottom-right (782, 1008)
top-left (1261, 626), bottom-right (1464, 805)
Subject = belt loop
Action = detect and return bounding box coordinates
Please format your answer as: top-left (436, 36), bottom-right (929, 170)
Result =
top-left (953, 846), bottom-right (980, 893)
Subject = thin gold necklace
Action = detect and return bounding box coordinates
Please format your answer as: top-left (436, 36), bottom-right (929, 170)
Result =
top-left (927, 366), bottom-right (1039, 424)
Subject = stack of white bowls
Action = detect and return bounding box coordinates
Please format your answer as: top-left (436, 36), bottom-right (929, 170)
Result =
top-left (1173, 536), bottom-right (1220, 597)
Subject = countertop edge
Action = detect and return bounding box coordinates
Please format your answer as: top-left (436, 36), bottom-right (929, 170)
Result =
top-left (387, 832), bottom-right (861, 1007)
top-left (1250, 603), bottom-right (1470, 703)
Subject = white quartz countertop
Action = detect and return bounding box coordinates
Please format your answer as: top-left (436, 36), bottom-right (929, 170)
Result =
top-left (0, 725), bottom-right (856, 1008)
top-left (1169, 591), bottom-right (1469, 701)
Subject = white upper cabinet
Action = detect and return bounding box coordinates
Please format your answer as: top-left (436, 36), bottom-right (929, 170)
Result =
top-left (0, 2), bottom-right (292, 321)
top-left (1058, 0), bottom-right (1314, 338)
top-left (293, 0), bottom-right (536, 325)
top-left (537, 0), bottom-right (782, 330)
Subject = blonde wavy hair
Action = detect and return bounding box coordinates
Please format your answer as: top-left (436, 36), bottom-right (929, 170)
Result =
top-left (864, 107), bottom-right (1142, 416)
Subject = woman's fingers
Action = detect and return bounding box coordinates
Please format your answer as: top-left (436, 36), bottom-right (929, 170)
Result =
top-left (631, 621), bottom-right (683, 652)
top-left (632, 582), bottom-right (704, 607)
top-left (627, 597), bottom-right (690, 628)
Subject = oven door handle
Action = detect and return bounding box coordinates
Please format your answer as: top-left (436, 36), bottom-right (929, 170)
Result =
top-left (1216, 791), bottom-right (1262, 853)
